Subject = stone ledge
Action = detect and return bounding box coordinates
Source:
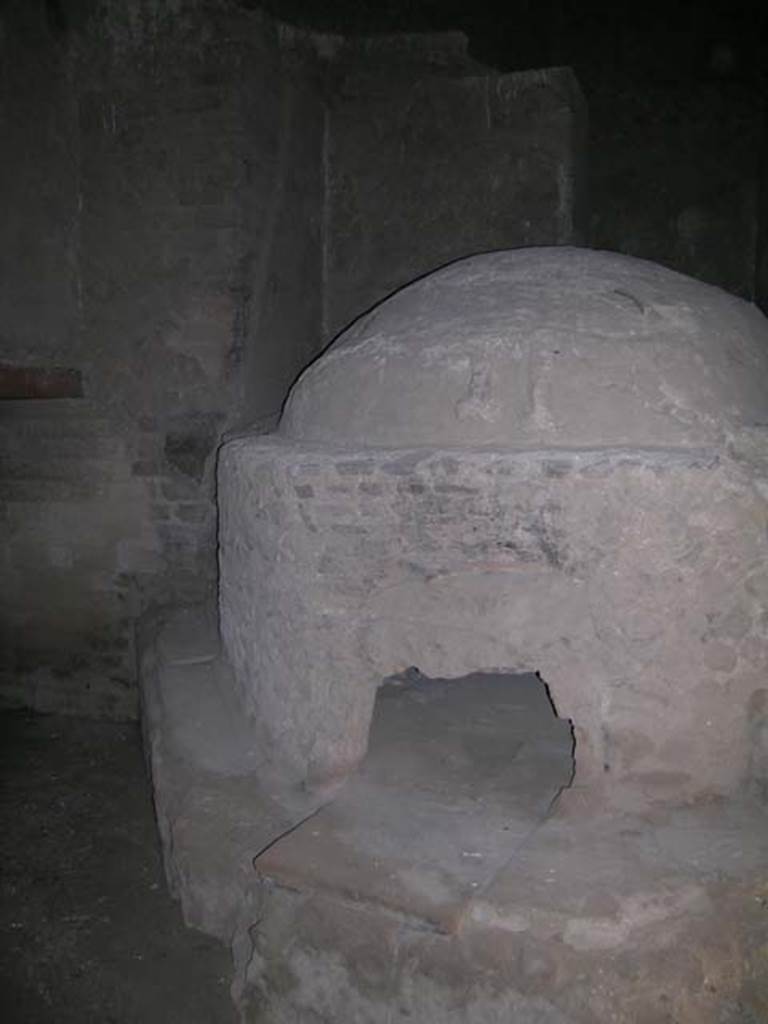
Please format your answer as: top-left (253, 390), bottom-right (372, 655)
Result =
top-left (247, 806), bottom-right (768, 1023)
top-left (137, 605), bottom-right (297, 941)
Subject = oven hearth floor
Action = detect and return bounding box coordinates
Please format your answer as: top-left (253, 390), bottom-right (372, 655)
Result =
top-left (254, 671), bottom-right (574, 932)
top-left (141, 606), bottom-right (768, 1023)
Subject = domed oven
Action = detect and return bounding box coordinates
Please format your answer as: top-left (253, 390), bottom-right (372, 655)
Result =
top-left (218, 246), bottom-right (768, 810)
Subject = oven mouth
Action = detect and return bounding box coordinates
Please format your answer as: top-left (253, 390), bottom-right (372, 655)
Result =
top-left (361, 667), bottom-right (576, 818)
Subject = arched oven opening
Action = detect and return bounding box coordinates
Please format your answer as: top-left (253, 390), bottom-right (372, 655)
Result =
top-left (348, 668), bottom-right (576, 869)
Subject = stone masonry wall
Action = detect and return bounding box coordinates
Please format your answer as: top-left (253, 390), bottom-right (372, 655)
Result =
top-left (324, 63), bottom-right (586, 339)
top-left (0, 3), bottom-right (585, 719)
top-left (0, 0), bottom-right (324, 717)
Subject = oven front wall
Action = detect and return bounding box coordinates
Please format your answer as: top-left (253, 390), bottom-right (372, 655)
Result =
top-left (218, 435), bottom-right (768, 805)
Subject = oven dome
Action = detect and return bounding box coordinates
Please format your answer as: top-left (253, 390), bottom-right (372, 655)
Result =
top-left (279, 246), bottom-right (768, 449)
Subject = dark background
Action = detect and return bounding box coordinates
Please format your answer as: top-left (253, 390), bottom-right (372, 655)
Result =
top-left (258, 0), bottom-right (768, 299)
top-left (252, 0), bottom-right (766, 83)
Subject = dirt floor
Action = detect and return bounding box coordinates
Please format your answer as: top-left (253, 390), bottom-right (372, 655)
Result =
top-left (0, 709), bottom-right (236, 1024)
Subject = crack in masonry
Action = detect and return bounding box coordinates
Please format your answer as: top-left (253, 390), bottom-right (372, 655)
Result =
top-left (251, 800), bottom-right (332, 863)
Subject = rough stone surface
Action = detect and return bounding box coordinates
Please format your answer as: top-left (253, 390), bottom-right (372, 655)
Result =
top-left (241, 803), bottom-right (768, 1024)
top-left (140, 607), bottom-right (768, 1024)
top-left (284, 246), bottom-right (768, 448)
top-left (220, 248), bottom-right (768, 808)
